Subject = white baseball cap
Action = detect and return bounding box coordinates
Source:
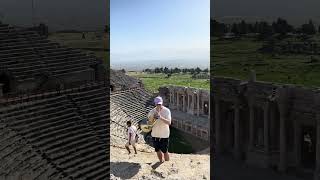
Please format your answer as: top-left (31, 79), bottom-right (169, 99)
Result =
top-left (154, 96), bottom-right (163, 105)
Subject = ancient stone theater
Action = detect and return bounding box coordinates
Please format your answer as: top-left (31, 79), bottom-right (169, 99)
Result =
top-left (0, 22), bottom-right (108, 179)
top-left (159, 86), bottom-right (210, 141)
top-left (212, 72), bottom-right (320, 179)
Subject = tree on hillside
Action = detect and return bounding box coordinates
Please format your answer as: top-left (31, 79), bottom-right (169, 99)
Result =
top-left (231, 23), bottom-right (240, 35)
top-left (272, 18), bottom-right (293, 35)
top-left (195, 67), bottom-right (202, 74)
top-left (173, 67), bottom-right (181, 74)
top-left (259, 21), bottom-right (273, 39)
top-left (144, 68), bottom-right (151, 73)
top-left (211, 19), bottom-right (227, 37)
top-left (182, 68), bottom-right (188, 73)
top-left (163, 67), bottom-right (169, 74)
top-left (203, 68), bottom-right (209, 73)
top-left (301, 20), bottom-right (316, 35)
top-left (247, 24), bottom-right (254, 34)
top-left (239, 20), bottom-right (248, 34)
top-left (154, 67), bottom-right (161, 73)
top-left (159, 67), bottom-right (164, 73)
top-left (189, 68), bottom-right (195, 74)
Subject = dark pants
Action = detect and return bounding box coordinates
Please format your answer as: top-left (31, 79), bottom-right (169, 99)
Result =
top-left (153, 137), bottom-right (169, 153)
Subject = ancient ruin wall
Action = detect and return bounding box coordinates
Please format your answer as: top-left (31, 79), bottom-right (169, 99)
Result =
top-left (212, 75), bottom-right (320, 178)
top-left (159, 86), bottom-right (210, 141)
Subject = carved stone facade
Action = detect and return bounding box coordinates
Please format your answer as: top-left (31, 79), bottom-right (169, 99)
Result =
top-left (212, 75), bottom-right (320, 179)
top-left (159, 86), bottom-right (210, 141)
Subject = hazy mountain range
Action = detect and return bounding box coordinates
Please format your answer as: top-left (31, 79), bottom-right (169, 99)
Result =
top-left (111, 59), bottom-right (209, 71)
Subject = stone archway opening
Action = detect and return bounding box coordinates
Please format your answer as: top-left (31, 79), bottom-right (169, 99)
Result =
top-left (301, 126), bottom-right (316, 169)
top-left (0, 73), bottom-right (11, 94)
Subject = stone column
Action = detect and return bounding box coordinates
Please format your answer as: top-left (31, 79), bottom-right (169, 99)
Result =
top-left (201, 100), bottom-right (205, 114)
top-left (197, 93), bottom-right (200, 116)
top-left (264, 102), bottom-right (270, 152)
top-left (294, 120), bottom-right (301, 167)
top-left (278, 102), bottom-right (287, 172)
top-left (315, 112), bottom-right (320, 180)
top-left (176, 93), bottom-right (179, 111)
top-left (187, 94), bottom-right (190, 112)
top-left (234, 100), bottom-right (241, 160)
top-left (182, 95), bottom-right (186, 112)
top-left (270, 105), bottom-right (275, 150)
top-left (191, 94), bottom-right (195, 115)
top-left (249, 103), bottom-right (255, 149)
top-left (215, 98), bottom-right (221, 153)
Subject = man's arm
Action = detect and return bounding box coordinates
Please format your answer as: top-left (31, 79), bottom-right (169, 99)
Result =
top-left (159, 111), bottom-right (171, 125)
top-left (159, 116), bottom-right (171, 125)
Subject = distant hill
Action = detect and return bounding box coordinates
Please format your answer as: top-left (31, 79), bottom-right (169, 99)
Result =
top-left (111, 59), bottom-right (209, 71)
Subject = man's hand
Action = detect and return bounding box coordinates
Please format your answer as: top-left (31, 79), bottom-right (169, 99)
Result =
top-left (154, 112), bottom-right (160, 119)
top-left (159, 114), bottom-right (171, 125)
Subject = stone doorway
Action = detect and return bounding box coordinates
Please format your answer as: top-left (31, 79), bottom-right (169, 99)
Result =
top-left (0, 73), bottom-right (11, 94)
top-left (301, 126), bottom-right (316, 169)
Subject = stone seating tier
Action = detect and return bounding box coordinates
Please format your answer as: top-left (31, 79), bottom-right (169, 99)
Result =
top-left (110, 88), bottom-right (154, 144)
top-left (0, 23), bottom-right (100, 85)
top-left (0, 82), bottom-right (109, 179)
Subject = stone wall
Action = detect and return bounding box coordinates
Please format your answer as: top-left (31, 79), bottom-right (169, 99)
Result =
top-left (212, 74), bottom-right (320, 179)
top-left (159, 86), bottom-right (210, 141)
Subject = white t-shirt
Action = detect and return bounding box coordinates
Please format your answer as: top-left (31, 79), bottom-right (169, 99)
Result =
top-left (147, 106), bottom-right (171, 138)
top-left (127, 125), bottom-right (137, 142)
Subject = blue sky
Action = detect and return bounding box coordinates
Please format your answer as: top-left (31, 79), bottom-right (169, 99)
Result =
top-left (111, 0), bottom-right (209, 67)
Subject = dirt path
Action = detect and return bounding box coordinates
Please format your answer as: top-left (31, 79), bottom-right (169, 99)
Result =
top-left (110, 144), bottom-right (210, 180)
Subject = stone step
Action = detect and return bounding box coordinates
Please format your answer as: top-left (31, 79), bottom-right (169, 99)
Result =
top-left (45, 134), bottom-right (99, 156)
top-left (29, 120), bottom-right (87, 145)
top-left (48, 140), bottom-right (98, 161)
top-left (71, 154), bottom-right (107, 179)
top-left (60, 147), bottom-right (106, 172)
top-left (21, 114), bottom-right (80, 139)
top-left (8, 106), bottom-right (75, 128)
top-left (67, 152), bottom-right (107, 179)
top-left (0, 95), bottom-right (67, 116)
top-left (36, 130), bottom-right (92, 151)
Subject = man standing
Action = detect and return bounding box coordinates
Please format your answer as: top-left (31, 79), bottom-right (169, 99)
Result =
top-left (147, 96), bottom-right (171, 162)
top-left (125, 120), bottom-right (137, 154)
